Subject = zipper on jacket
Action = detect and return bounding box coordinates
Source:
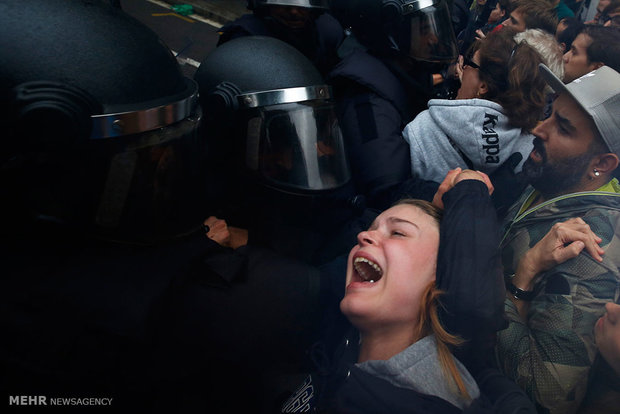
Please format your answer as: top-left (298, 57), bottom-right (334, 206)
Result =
top-left (500, 190), bottom-right (620, 246)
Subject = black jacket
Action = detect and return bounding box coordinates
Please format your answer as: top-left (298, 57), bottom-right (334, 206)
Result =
top-left (328, 46), bottom-right (437, 210)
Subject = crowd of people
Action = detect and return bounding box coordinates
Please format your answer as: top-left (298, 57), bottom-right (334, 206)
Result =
top-left (2, 0), bottom-right (620, 413)
top-left (205, 0), bottom-right (620, 413)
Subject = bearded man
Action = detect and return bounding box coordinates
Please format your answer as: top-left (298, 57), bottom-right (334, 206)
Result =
top-left (495, 65), bottom-right (620, 413)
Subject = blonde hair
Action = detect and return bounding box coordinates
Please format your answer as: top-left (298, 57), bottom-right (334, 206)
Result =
top-left (395, 199), bottom-right (442, 226)
top-left (395, 199), bottom-right (470, 400)
top-left (416, 281), bottom-right (471, 400)
top-left (514, 28), bottom-right (565, 84)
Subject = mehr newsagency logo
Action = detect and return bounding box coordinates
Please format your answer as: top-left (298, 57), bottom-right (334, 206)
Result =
top-left (9, 395), bottom-right (113, 406)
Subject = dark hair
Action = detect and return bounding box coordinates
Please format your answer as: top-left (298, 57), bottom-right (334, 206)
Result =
top-left (609, 15), bottom-right (620, 27)
top-left (601, 0), bottom-right (620, 18)
top-left (498, 0), bottom-right (512, 15)
top-left (512, 0), bottom-right (558, 34)
top-left (581, 25), bottom-right (620, 73)
top-left (586, 128), bottom-right (620, 178)
top-left (475, 29), bottom-right (547, 130)
top-left (556, 17), bottom-right (584, 53)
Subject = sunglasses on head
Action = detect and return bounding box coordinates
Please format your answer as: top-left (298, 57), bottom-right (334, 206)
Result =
top-left (463, 55), bottom-right (480, 70)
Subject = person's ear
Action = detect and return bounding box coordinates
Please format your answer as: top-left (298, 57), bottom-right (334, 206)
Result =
top-left (593, 61), bottom-right (605, 70)
top-left (592, 153), bottom-right (620, 177)
top-left (478, 82), bottom-right (488, 97)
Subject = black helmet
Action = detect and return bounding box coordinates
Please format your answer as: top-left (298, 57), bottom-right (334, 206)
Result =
top-left (247, 0), bottom-right (330, 10)
top-left (336, 0), bottom-right (458, 63)
top-left (1, 0), bottom-right (205, 244)
top-left (195, 36), bottom-right (350, 196)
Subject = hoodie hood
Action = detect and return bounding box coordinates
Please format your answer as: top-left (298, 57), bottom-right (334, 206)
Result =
top-left (356, 334), bottom-right (480, 410)
top-left (403, 98), bottom-right (534, 183)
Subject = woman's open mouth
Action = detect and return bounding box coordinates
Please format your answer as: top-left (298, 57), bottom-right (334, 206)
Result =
top-left (353, 256), bottom-right (383, 283)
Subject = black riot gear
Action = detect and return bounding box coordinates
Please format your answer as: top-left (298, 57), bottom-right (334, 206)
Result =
top-left (1, 0), bottom-right (205, 244)
top-left (2, 1), bottom-right (216, 412)
top-left (195, 36), bottom-right (349, 197)
top-left (195, 36), bottom-right (359, 264)
top-left (334, 0), bottom-right (458, 63)
top-left (324, 0), bottom-right (458, 210)
top-left (220, 0), bottom-right (344, 77)
top-left (247, 0), bottom-right (330, 10)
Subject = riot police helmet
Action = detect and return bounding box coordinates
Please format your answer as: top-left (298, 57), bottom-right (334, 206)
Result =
top-left (194, 36), bottom-right (350, 197)
top-left (1, 0), bottom-right (205, 244)
top-left (336, 0), bottom-right (458, 63)
top-left (246, 0), bottom-right (331, 32)
top-left (247, 0), bottom-right (330, 10)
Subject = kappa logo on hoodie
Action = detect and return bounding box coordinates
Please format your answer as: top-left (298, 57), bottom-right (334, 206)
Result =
top-left (482, 113), bottom-right (500, 164)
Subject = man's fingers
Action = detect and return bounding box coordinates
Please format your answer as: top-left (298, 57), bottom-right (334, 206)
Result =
top-left (554, 240), bottom-right (585, 263)
top-left (203, 216), bottom-right (216, 226)
top-left (204, 216), bottom-right (226, 228)
top-left (557, 226), bottom-right (604, 262)
top-left (561, 218), bottom-right (601, 242)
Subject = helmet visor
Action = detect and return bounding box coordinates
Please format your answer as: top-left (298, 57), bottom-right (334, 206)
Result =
top-left (90, 112), bottom-right (205, 243)
top-left (390, 1), bottom-right (458, 62)
top-left (246, 101), bottom-right (350, 192)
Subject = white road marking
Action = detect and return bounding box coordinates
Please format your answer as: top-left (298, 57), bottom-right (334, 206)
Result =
top-left (171, 51), bottom-right (201, 68)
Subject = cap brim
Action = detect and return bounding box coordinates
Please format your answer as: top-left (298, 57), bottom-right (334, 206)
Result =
top-left (538, 63), bottom-right (597, 128)
top-left (539, 63), bottom-right (569, 97)
top-left (539, 64), bottom-right (620, 158)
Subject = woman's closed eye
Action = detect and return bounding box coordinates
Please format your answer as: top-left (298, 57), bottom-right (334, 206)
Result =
top-left (391, 229), bottom-right (407, 237)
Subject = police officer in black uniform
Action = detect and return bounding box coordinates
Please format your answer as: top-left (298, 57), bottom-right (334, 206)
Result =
top-left (1, 1), bottom-right (211, 411)
top-left (1, 3), bottom-right (352, 412)
top-left (328, 0), bottom-right (459, 210)
top-left (217, 0), bottom-right (344, 76)
top-left (151, 35), bottom-right (372, 412)
top-left (195, 35), bottom-right (371, 266)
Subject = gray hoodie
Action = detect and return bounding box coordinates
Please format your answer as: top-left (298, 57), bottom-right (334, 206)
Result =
top-left (356, 335), bottom-right (480, 410)
top-left (403, 98), bottom-right (534, 183)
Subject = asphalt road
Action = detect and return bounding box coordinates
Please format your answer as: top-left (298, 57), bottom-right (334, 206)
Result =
top-left (121, 0), bottom-right (223, 78)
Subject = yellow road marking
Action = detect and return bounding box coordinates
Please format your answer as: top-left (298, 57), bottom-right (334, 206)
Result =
top-left (152, 12), bottom-right (195, 24)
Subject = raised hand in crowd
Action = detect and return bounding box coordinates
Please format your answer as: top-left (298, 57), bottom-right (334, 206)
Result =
top-left (432, 168), bottom-right (494, 209)
top-left (509, 217), bottom-right (605, 318)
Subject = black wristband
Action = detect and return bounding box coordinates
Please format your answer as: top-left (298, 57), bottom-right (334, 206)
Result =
top-left (506, 279), bottom-right (535, 301)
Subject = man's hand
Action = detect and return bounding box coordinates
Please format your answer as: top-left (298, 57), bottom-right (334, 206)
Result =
top-left (510, 217), bottom-right (604, 318)
top-left (432, 168), bottom-right (494, 209)
top-left (515, 217), bottom-right (604, 290)
top-left (203, 216), bottom-right (248, 249)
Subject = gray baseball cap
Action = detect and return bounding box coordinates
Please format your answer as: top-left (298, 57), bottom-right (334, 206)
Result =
top-left (539, 64), bottom-right (620, 157)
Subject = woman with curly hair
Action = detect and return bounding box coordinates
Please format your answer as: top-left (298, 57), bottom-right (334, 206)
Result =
top-left (403, 28), bottom-right (561, 184)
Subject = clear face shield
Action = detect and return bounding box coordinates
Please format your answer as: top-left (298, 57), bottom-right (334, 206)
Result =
top-left (239, 86), bottom-right (350, 192)
top-left (85, 79), bottom-right (204, 243)
top-left (388, 0), bottom-right (458, 63)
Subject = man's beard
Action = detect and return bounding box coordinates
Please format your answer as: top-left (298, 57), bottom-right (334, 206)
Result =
top-left (522, 137), bottom-right (592, 199)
